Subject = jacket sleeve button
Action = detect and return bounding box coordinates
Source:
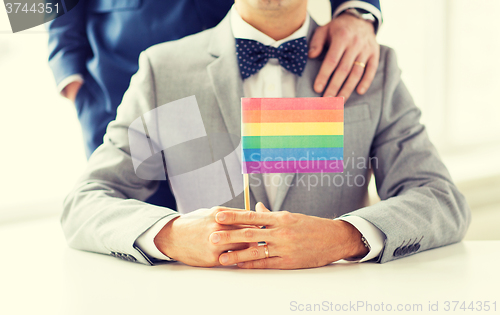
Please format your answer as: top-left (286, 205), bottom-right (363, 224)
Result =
top-left (393, 247), bottom-right (401, 257)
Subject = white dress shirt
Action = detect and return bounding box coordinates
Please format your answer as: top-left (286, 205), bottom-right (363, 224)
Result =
top-left (135, 5), bottom-right (385, 263)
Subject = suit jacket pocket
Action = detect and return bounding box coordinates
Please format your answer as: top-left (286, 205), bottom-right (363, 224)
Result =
top-left (87, 0), bottom-right (142, 12)
top-left (344, 103), bottom-right (371, 124)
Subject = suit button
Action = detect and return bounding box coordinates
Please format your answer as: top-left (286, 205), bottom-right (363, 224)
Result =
top-left (110, 252), bottom-right (116, 257)
top-left (401, 246), bottom-right (408, 255)
top-left (414, 243), bottom-right (421, 252)
top-left (407, 245), bottom-right (414, 253)
top-left (128, 255), bottom-right (137, 262)
top-left (393, 247), bottom-right (401, 257)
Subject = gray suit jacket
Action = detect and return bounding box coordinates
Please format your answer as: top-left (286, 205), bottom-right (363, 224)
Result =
top-left (62, 15), bottom-right (471, 265)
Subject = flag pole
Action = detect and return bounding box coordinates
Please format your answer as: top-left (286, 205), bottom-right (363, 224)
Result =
top-left (243, 173), bottom-right (250, 211)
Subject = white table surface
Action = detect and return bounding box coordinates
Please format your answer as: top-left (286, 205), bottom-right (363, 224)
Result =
top-left (1, 217), bottom-right (499, 315)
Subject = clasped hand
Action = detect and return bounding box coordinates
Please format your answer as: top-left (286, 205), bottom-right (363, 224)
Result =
top-left (156, 203), bottom-right (368, 269)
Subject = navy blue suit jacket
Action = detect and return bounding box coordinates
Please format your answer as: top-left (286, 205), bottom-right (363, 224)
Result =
top-left (47, 0), bottom-right (380, 207)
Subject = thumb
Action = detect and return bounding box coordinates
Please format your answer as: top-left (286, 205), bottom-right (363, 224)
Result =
top-left (308, 24), bottom-right (328, 59)
top-left (256, 202), bottom-right (271, 213)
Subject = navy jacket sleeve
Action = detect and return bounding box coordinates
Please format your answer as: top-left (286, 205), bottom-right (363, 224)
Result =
top-left (331, 0), bottom-right (381, 13)
top-left (331, 0), bottom-right (382, 26)
top-left (46, 0), bottom-right (90, 86)
top-left (45, 0), bottom-right (381, 89)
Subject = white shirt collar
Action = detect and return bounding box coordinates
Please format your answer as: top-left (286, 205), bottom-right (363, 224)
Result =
top-left (230, 5), bottom-right (310, 48)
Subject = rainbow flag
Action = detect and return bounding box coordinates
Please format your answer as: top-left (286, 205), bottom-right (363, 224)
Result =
top-left (241, 98), bottom-right (344, 174)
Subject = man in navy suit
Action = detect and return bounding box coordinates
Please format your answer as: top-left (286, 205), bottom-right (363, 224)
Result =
top-left (47, 0), bottom-right (381, 208)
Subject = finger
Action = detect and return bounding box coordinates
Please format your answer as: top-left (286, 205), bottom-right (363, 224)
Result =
top-left (337, 55), bottom-right (368, 100)
top-left (356, 54), bottom-right (378, 95)
top-left (219, 244), bottom-right (273, 265)
top-left (215, 210), bottom-right (275, 226)
top-left (237, 257), bottom-right (284, 269)
top-left (255, 202), bottom-right (271, 213)
top-left (222, 242), bottom-right (255, 253)
top-left (313, 40), bottom-right (347, 94)
top-left (216, 224), bottom-right (260, 231)
top-left (308, 25), bottom-right (328, 59)
top-left (212, 206), bottom-right (248, 213)
top-left (323, 47), bottom-right (358, 97)
top-left (210, 227), bottom-right (270, 245)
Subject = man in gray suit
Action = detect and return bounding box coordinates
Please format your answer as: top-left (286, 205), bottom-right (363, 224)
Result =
top-left (62, 0), bottom-right (470, 269)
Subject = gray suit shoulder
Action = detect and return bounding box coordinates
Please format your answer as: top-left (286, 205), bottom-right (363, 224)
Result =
top-left (143, 28), bottom-right (215, 69)
top-left (378, 45), bottom-right (400, 77)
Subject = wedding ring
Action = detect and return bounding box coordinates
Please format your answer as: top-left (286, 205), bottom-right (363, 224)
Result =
top-left (354, 61), bottom-right (366, 68)
top-left (264, 244), bottom-right (269, 258)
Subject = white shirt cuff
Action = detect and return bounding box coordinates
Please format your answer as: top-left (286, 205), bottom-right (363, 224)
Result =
top-left (338, 215), bottom-right (386, 262)
top-left (332, 0), bottom-right (382, 33)
top-left (135, 217), bottom-right (178, 261)
top-left (57, 74), bottom-right (84, 93)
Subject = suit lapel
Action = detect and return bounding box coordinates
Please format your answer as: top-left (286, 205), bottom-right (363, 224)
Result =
top-left (206, 16), bottom-right (269, 208)
top-left (273, 19), bottom-right (323, 211)
top-left (297, 18), bottom-right (323, 99)
top-left (207, 16), bottom-right (242, 146)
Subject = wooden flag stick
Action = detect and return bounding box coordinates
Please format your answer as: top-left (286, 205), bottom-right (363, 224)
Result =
top-left (243, 173), bottom-right (250, 211)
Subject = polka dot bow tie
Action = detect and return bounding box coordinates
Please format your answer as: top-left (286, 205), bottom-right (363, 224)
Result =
top-left (235, 37), bottom-right (308, 79)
